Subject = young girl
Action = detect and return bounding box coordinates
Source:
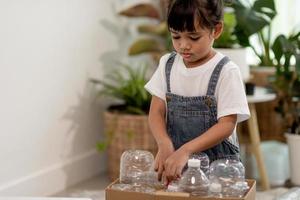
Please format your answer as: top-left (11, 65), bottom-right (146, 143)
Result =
top-left (145, 0), bottom-right (250, 183)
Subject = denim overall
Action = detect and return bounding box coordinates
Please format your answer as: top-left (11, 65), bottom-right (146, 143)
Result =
top-left (165, 52), bottom-right (240, 162)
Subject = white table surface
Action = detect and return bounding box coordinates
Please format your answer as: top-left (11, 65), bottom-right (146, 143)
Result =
top-left (246, 86), bottom-right (276, 103)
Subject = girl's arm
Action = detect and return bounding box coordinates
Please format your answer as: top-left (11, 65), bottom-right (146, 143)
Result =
top-left (164, 114), bottom-right (237, 181)
top-left (148, 96), bottom-right (175, 181)
top-left (183, 114), bottom-right (237, 153)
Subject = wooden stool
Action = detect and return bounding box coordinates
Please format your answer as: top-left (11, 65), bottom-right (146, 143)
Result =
top-left (243, 87), bottom-right (276, 190)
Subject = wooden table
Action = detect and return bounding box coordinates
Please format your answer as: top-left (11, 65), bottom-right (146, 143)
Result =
top-left (246, 87), bottom-right (276, 190)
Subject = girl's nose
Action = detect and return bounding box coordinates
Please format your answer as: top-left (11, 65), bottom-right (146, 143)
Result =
top-left (180, 41), bottom-right (191, 51)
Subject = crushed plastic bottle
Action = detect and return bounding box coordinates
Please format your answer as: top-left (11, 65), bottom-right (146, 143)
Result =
top-left (167, 183), bottom-right (181, 192)
top-left (129, 185), bottom-right (156, 194)
top-left (209, 159), bottom-right (245, 197)
top-left (119, 150), bottom-right (154, 185)
top-left (166, 180), bottom-right (181, 192)
top-left (111, 183), bottom-right (133, 191)
top-left (228, 181), bottom-right (249, 197)
top-left (179, 158), bottom-right (210, 196)
top-left (111, 182), bottom-right (156, 194)
top-left (139, 171), bottom-right (165, 190)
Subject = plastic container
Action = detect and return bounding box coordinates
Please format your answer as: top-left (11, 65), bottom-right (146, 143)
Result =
top-left (209, 159), bottom-right (245, 197)
top-left (139, 171), bottom-right (165, 189)
top-left (111, 183), bottom-right (133, 191)
top-left (209, 181), bottom-right (223, 198)
top-left (179, 158), bottom-right (210, 196)
top-left (119, 150), bottom-right (154, 185)
top-left (228, 181), bottom-right (250, 197)
top-left (286, 134), bottom-right (300, 186)
top-left (190, 153), bottom-right (210, 175)
top-left (167, 183), bottom-right (181, 192)
top-left (244, 141), bottom-right (289, 186)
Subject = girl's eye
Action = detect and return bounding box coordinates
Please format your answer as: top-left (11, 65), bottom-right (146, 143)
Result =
top-left (172, 36), bottom-right (180, 40)
top-left (190, 37), bottom-right (200, 41)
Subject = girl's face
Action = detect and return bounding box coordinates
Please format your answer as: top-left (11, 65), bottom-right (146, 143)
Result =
top-left (170, 22), bottom-right (222, 68)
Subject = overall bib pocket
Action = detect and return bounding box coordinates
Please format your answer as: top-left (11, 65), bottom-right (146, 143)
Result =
top-left (173, 110), bottom-right (210, 144)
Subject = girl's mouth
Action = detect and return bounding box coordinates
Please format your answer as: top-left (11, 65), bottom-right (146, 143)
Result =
top-left (181, 53), bottom-right (192, 59)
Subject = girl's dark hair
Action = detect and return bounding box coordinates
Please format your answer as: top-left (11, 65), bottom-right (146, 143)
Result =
top-left (167, 0), bottom-right (224, 32)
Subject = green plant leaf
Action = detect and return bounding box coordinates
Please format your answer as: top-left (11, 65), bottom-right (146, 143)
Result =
top-left (126, 106), bottom-right (145, 115)
top-left (214, 11), bottom-right (238, 48)
top-left (138, 22), bottom-right (168, 37)
top-left (295, 54), bottom-right (300, 76)
top-left (253, 0), bottom-right (276, 20)
top-left (126, 130), bottom-right (135, 140)
top-left (272, 34), bottom-right (285, 63)
top-left (129, 38), bottom-right (164, 55)
top-left (272, 34), bottom-right (297, 68)
top-left (119, 3), bottom-right (160, 19)
top-left (97, 142), bottom-right (108, 152)
top-left (91, 63), bottom-right (151, 115)
top-left (232, 0), bottom-right (276, 44)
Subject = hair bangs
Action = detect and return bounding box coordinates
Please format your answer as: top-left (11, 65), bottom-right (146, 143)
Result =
top-left (167, 1), bottom-right (197, 32)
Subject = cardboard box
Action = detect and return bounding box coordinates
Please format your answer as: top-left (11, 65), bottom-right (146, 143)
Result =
top-left (105, 179), bottom-right (256, 200)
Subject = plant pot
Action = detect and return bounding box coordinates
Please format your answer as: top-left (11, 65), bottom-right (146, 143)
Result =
top-left (245, 82), bottom-right (255, 95)
top-left (216, 48), bottom-right (250, 82)
top-left (104, 111), bottom-right (157, 181)
top-left (285, 133), bottom-right (300, 185)
top-left (250, 66), bottom-right (276, 87)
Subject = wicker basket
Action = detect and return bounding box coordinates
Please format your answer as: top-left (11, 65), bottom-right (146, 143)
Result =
top-left (104, 111), bottom-right (158, 181)
top-left (238, 100), bottom-right (285, 143)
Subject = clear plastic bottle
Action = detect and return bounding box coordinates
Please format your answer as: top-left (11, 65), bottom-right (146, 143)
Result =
top-left (119, 150), bottom-right (154, 185)
top-left (139, 171), bottom-right (165, 190)
top-left (166, 180), bottom-right (182, 192)
top-left (190, 153), bottom-right (210, 175)
top-left (179, 158), bottom-right (210, 196)
top-left (208, 159), bottom-right (245, 197)
top-left (167, 184), bottom-right (181, 192)
top-left (209, 181), bottom-right (223, 198)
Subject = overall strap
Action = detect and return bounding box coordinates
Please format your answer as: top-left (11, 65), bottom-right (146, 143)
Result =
top-left (165, 51), bottom-right (177, 93)
top-left (206, 56), bottom-right (230, 96)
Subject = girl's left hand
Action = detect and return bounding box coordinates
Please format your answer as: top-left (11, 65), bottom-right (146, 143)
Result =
top-left (163, 146), bottom-right (190, 184)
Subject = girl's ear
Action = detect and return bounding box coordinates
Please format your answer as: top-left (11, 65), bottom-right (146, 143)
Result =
top-left (213, 22), bottom-right (223, 39)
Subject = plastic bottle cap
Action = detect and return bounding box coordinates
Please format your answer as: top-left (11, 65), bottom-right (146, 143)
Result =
top-left (209, 182), bottom-right (222, 193)
top-left (188, 159), bottom-right (201, 168)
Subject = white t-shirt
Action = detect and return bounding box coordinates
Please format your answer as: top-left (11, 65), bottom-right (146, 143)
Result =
top-left (145, 51), bottom-right (250, 146)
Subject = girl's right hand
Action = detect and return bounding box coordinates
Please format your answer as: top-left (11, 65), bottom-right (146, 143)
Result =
top-left (154, 141), bottom-right (175, 181)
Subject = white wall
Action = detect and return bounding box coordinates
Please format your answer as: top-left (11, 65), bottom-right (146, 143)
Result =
top-left (0, 0), bottom-right (116, 196)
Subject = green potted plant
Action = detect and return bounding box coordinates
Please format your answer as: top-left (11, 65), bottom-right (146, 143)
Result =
top-left (214, 7), bottom-right (251, 82)
top-left (232, 0), bottom-right (277, 65)
top-left (118, 1), bottom-right (172, 62)
top-left (91, 63), bottom-right (157, 180)
top-left (228, 0), bottom-right (284, 143)
top-left (119, 0), bottom-right (277, 81)
top-left (230, 0), bottom-right (277, 86)
top-left (270, 30), bottom-right (300, 185)
top-left (214, 0), bottom-right (276, 85)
